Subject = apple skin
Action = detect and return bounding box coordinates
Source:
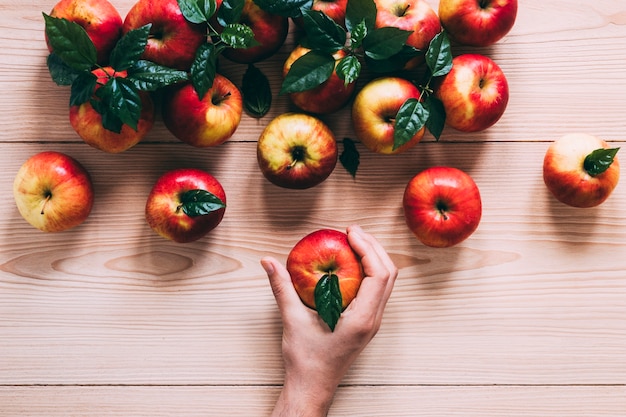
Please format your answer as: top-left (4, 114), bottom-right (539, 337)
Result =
top-left (287, 229), bottom-right (364, 310)
top-left (47, 0), bottom-right (123, 65)
top-left (162, 74), bottom-right (243, 148)
top-left (220, 0), bottom-right (289, 64)
top-left (403, 166), bottom-right (482, 248)
top-left (351, 77), bottom-right (424, 155)
top-left (439, 0), bottom-right (518, 47)
top-left (543, 133), bottom-right (620, 208)
top-left (257, 113), bottom-right (338, 189)
top-left (122, 0), bottom-right (209, 70)
top-left (69, 67), bottom-right (155, 153)
top-left (13, 151), bottom-right (94, 233)
top-left (293, 0), bottom-right (349, 28)
top-left (145, 168), bottom-right (227, 243)
top-left (283, 45), bottom-right (356, 115)
top-left (434, 53), bottom-right (509, 133)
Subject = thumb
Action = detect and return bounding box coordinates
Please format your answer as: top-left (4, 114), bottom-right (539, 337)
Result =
top-left (261, 256), bottom-right (302, 315)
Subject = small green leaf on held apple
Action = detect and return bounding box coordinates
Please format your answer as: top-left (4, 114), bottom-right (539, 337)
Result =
top-left (425, 31), bottom-right (453, 78)
top-left (179, 189), bottom-right (226, 217)
top-left (314, 273), bottom-right (343, 332)
top-left (280, 51), bottom-right (335, 94)
top-left (301, 10), bottom-right (346, 53)
top-left (340, 138), bottom-right (360, 178)
top-left (177, 0), bottom-right (219, 24)
top-left (394, 98), bottom-right (429, 150)
top-left (584, 147), bottom-right (620, 177)
top-left (191, 43), bottom-right (218, 100)
top-left (109, 24), bottom-right (151, 71)
top-left (242, 64), bottom-right (272, 118)
top-left (43, 13), bottom-right (97, 71)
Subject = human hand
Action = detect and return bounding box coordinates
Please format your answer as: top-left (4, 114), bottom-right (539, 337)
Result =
top-left (261, 225), bottom-right (398, 417)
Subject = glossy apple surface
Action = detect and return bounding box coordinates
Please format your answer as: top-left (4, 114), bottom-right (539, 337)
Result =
top-left (145, 168), bottom-right (227, 243)
top-left (434, 53), bottom-right (509, 133)
top-left (283, 45), bottom-right (356, 115)
top-left (162, 74), bottom-right (243, 148)
top-left (352, 76), bottom-right (424, 155)
top-left (257, 113), bottom-right (338, 189)
top-left (122, 0), bottom-right (209, 70)
top-left (543, 133), bottom-right (620, 208)
top-left (13, 151), bottom-right (94, 232)
top-left (403, 166), bottom-right (482, 248)
top-left (69, 67), bottom-right (155, 153)
top-left (287, 229), bottom-right (364, 310)
top-left (47, 0), bottom-right (123, 65)
top-left (439, 0), bottom-right (518, 47)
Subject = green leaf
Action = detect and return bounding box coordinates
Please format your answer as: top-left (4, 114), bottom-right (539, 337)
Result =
top-left (94, 77), bottom-right (142, 131)
top-left (177, 0), bottom-right (217, 24)
top-left (583, 147), bottom-right (620, 176)
top-left (393, 98), bottom-right (428, 150)
top-left (280, 50), bottom-right (334, 94)
top-left (180, 189), bottom-right (226, 217)
top-left (242, 64), bottom-right (272, 118)
top-left (314, 273), bottom-right (342, 332)
top-left (69, 71), bottom-right (97, 107)
top-left (191, 43), bottom-right (218, 100)
top-left (349, 20), bottom-right (368, 49)
top-left (42, 13), bottom-right (97, 71)
top-left (46, 53), bottom-right (81, 86)
top-left (220, 23), bottom-right (260, 49)
top-left (301, 9), bottom-right (346, 53)
top-left (363, 27), bottom-right (411, 61)
top-left (127, 60), bottom-right (188, 91)
top-left (217, 0), bottom-right (244, 26)
top-left (340, 138), bottom-right (360, 178)
top-left (424, 96), bottom-right (446, 141)
top-left (253, 0), bottom-right (312, 18)
top-left (363, 47), bottom-right (416, 73)
top-left (90, 97), bottom-right (124, 133)
top-left (345, 0), bottom-right (376, 33)
top-left (336, 55), bottom-right (360, 85)
top-left (109, 24), bottom-right (151, 71)
top-left (425, 31), bottom-right (453, 78)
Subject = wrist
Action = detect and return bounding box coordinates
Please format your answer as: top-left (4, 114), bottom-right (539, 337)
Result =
top-left (271, 371), bottom-right (338, 417)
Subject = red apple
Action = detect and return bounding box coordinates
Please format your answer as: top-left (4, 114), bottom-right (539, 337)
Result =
top-left (351, 76), bottom-right (424, 155)
top-left (403, 166), bottom-right (482, 248)
top-left (543, 133), bottom-right (620, 208)
top-left (220, 0), bottom-right (289, 64)
top-left (13, 151), bottom-right (94, 232)
top-left (257, 113), bottom-right (338, 189)
top-left (46, 0), bottom-right (123, 65)
top-left (122, 0), bottom-right (209, 70)
top-left (162, 74), bottom-right (243, 148)
top-left (145, 168), bottom-right (227, 243)
top-left (293, 0), bottom-right (349, 28)
top-left (287, 228), bottom-right (364, 330)
top-left (69, 67), bottom-right (155, 153)
top-left (439, 0), bottom-right (518, 47)
top-left (434, 53), bottom-right (509, 133)
top-left (283, 45), bottom-right (356, 115)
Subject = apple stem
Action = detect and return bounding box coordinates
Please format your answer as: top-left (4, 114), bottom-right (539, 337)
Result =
top-left (436, 200), bottom-right (449, 221)
top-left (40, 193), bottom-right (52, 215)
top-left (212, 91), bottom-right (232, 105)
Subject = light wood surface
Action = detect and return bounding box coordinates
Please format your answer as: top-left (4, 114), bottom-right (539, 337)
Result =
top-left (1, 1), bottom-right (626, 415)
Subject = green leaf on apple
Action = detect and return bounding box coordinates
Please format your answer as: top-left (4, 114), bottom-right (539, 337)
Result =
top-left (46, 53), bottom-right (81, 86)
top-left (425, 31), bottom-right (453, 78)
top-left (348, 20), bottom-right (368, 49)
top-left (191, 43), bottom-right (218, 100)
top-left (177, 0), bottom-right (219, 24)
top-left (362, 27), bottom-right (412, 61)
top-left (242, 64), bottom-right (272, 118)
top-left (253, 0), bottom-right (312, 18)
top-left (220, 23), bottom-right (260, 49)
top-left (424, 96), bottom-right (446, 141)
top-left (216, 0), bottom-right (245, 26)
top-left (584, 147), bottom-right (620, 177)
top-left (109, 24), bottom-right (151, 71)
top-left (93, 77), bottom-right (143, 132)
top-left (69, 71), bottom-right (97, 107)
top-left (300, 10), bottom-right (346, 53)
top-left (340, 138), bottom-right (360, 178)
top-left (394, 98), bottom-right (429, 150)
top-left (336, 55), bottom-right (361, 85)
top-left (345, 0), bottom-right (377, 34)
top-left (180, 189), bottom-right (226, 217)
top-left (42, 13), bottom-right (97, 71)
top-left (127, 60), bottom-right (188, 92)
top-left (280, 51), bottom-right (335, 94)
top-left (314, 273), bottom-right (342, 332)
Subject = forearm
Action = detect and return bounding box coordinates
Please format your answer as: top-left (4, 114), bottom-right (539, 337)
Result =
top-left (271, 372), bottom-right (338, 417)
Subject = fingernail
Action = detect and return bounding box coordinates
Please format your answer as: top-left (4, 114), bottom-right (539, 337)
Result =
top-left (260, 258), bottom-right (274, 275)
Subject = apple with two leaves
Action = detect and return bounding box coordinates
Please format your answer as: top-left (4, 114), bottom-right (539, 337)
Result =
top-left (13, 151), bottom-right (94, 233)
top-left (439, 0), bottom-right (518, 47)
top-left (434, 53), bottom-right (509, 133)
top-left (145, 168), bottom-right (227, 243)
top-left (403, 166), bottom-right (482, 248)
top-left (46, 0), bottom-right (123, 65)
top-left (162, 73), bottom-right (243, 148)
top-left (287, 228), bottom-right (364, 331)
top-left (257, 113), bottom-right (338, 189)
top-left (543, 133), bottom-right (620, 208)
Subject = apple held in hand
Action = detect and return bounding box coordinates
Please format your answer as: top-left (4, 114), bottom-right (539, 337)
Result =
top-left (13, 151), bottom-right (94, 233)
top-left (543, 133), bottom-right (620, 208)
top-left (122, 0), bottom-right (209, 70)
top-left (257, 113), bottom-right (338, 189)
top-left (70, 67), bottom-right (155, 153)
top-left (439, 0), bottom-right (518, 47)
top-left (403, 166), bottom-right (482, 248)
top-left (46, 0), bottom-right (123, 65)
top-left (351, 77), bottom-right (424, 155)
top-left (434, 53), bottom-right (509, 133)
top-left (162, 74), bottom-right (243, 148)
top-left (287, 229), bottom-right (364, 331)
top-left (145, 168), bottom-right (227, 243)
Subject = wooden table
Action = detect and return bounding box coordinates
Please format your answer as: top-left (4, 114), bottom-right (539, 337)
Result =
top-left (1, 1), bottom-right (625, 415)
